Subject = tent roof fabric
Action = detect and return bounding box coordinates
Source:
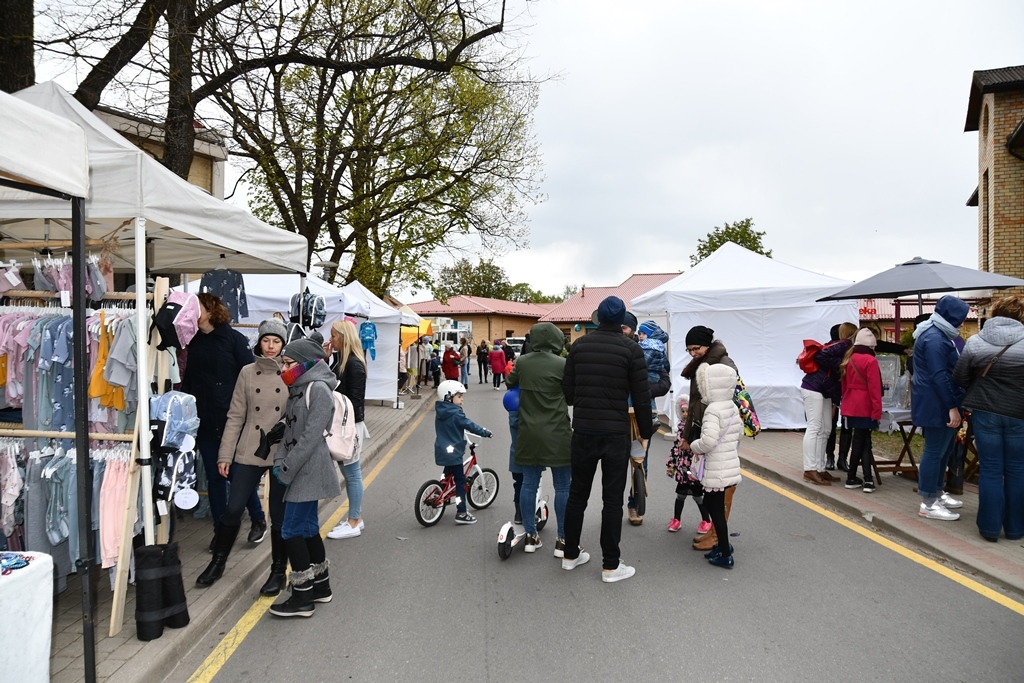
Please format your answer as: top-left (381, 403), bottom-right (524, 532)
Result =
top-left (632, 242), bottom-right (852, 314)
top-left (0, 82), bottom-right (307, 274)
top-left (0, 89), bottom-right (89, 198)
top-left (407, 295), bottom-right (554, 318)
top-left (817, 256), bottom-right (1024, 302)
top-left (539, 273), bottom-right (679, 323)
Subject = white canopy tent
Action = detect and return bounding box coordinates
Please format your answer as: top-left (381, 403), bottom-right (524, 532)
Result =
top-left (0, 82), bottom-right (307, 274)
top-left (631, 242), bottom-right (859, 430)
top-left (220, 274), bottom-right (419, 402)
top-left (0, 89), bottom-right (89, 198)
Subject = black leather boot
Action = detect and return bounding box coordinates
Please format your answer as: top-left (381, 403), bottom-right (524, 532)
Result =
top-left (196, 524), bottom-right (240, 587)
top-left (259, 530), bottom-right (288, 596)
top-left (269, 567), bottom-right (316, 618)
top-left (311, 560), bottom-right (332, 603)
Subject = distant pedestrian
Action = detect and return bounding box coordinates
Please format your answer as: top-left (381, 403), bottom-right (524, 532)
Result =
top-left (442, 341), bottom-right (460, 381)
top-left (459, 337), bottom-right (472, 385)
top-left (405, 338), bottom-right (423, 392)
top-left (799, 323), bottom-right (855, 486)
top-left (561, 296), bottom-right (653, 583)
top-left (476, 340), bottom-right (491, 384)
top-left (489, 342), bottom-right (507, 389)
top-left (429, 350), bottom-right (441, 388)
top-left (912, 295), bottom-right (970, 522)
top-left (953, 296), bottom-right (1024, 541)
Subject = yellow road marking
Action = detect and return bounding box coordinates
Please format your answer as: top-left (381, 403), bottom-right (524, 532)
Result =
top-left (742, 468), bottom-right (1024, 617)
top-left (187, 409), bottom-right (431, 683)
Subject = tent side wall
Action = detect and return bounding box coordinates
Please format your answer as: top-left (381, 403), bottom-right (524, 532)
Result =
top-left (666, 300), bottom-right (859, 430)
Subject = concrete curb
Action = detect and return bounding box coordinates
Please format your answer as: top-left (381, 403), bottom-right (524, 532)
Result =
top-left (109, 396), bottom-right (436, 683)
top-left (738, 452), bottom-right (1024, 599)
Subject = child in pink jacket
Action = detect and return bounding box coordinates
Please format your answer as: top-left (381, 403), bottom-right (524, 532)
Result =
top-left (840, 328), bottom-right (883, 493)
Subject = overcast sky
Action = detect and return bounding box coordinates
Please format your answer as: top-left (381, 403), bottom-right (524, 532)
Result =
top-left (483, 0), bottom-right (1024, 299)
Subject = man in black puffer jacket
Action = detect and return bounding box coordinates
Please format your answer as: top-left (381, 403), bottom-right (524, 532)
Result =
top-left (560, 296), bottom-right (653, 583)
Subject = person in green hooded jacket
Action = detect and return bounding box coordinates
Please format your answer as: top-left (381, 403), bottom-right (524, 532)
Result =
top-left (506, 322), bottom-right (573, 557)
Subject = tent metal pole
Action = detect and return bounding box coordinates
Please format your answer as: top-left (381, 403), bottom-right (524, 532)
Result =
top-left (72, 196), bottom-right (99, 683)
top-left (135, 217), bottom-right (155, 544)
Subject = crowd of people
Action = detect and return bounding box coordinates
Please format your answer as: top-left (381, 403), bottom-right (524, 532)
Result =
top-left (180, 288), bottom-right (1024, 617)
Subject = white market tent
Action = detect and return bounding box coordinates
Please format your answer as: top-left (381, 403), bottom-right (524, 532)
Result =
top-left (0, 82), bottom-right (307, 274)
top-left (222, 274), bottom-right (419, 401)
top-left (631, 242), bottom-right (859, 430)
top-left (0, 88), bottom-right (89, 198)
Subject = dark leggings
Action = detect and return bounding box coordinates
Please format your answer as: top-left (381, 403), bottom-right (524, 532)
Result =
top-left (444, 464), bottom-right (468, 513)
top-left (849, 428), bottom-right (875, 481)
top-left (704, 489), bottom-right (731, 557)
top-left (673, 482), bottom-right (711, 522)
top-left (478, 359), bottom-right (489, 382)
top-left (220, 463), bottom-right (283, 530)
top-left (493, 372), bottom-right (504, 388)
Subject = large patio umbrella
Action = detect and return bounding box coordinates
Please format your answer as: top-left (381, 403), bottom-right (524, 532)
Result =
top-left (818, 256), bottom-right (1024, 308)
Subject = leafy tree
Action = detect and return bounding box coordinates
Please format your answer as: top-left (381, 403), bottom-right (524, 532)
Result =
top-left (239, 23), bottom-right (541, 292)
top-left (690, 218), bottom-right (772, 267)
top-left (434, 258), bottom-right (511, 302)
top-left (29, 0), bottom-right (512, 179)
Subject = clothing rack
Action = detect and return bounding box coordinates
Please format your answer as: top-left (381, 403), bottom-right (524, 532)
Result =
top-left (0, 239), bottom-right (107, 250)
top-left (0, 429), bottom-right (135, 441)
top-left (2, 290), bottom-right (153, 301)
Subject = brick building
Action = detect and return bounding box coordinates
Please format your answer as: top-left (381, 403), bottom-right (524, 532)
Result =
top-left (406, 295), bottom-right (556, 344)
top-left (965, 65), bottom-right (1024, 315)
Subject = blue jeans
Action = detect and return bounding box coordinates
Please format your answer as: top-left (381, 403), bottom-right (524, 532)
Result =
top-left (918, 426), bottom-right (957, 500)
top-left (339, 459), bottom-right (364, 520)
top-left (198, 437), bottom-right (264, 530)
top-left (460, 361), bottom-right (470, 385)
top-left (281, 500), bottom-right (320, 539)
top-left (519, 465), bottom-right (571, 537)
top-left (971, 410), bottom-right (1024, 540)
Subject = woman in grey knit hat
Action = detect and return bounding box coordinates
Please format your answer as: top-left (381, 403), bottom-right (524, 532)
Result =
top-left (196, 320), bottom-right (290, 593)
top-left (269, 333), bottom-right (342, 618)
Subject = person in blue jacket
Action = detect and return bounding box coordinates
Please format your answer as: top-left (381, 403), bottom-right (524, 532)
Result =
top-left (434, 380), bottom-right (492, 524)
top-left (911, 295), bottom-right (970, 521)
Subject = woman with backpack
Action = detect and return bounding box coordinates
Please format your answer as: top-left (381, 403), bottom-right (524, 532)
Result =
top-left (269, 335), bottom-right (342, 617)
top-left (196, 320), bottom-right (289, 593)
top-left (326, 320), bottom-right (369, 540)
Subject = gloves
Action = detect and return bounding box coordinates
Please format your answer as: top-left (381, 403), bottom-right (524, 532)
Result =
top-left (483, 430), bottom-right (493, 439)
top-left (255, 422), bottom-right (286, 460)
top-left (272, 465), bottom-right (287, 486)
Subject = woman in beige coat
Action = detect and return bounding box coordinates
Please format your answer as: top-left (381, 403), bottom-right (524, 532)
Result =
top-left (196, 320), bottom-right (289, 594)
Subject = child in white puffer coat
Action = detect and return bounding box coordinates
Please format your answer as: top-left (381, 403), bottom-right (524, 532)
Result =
top-left (689, 363), bottom-right (743, 568)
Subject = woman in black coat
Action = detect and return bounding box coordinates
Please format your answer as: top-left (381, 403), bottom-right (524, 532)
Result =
top-left (182, 293), bottom-right (264, 545)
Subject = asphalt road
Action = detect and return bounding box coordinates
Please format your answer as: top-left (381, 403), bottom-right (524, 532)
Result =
top-left (170, 384), bottom-right (1024, 683)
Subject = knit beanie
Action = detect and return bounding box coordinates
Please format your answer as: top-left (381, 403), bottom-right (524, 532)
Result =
top-left (595, 296), bottom-right (626, 326)
top-left (638, 321), bottom-right (656, 337)
top-left (622, 312), bottom-right (638, 334)
top-left (685, 325), bottom-right (714, 347)
top-left (854, 328), bottom-right (877, 348)
top-left (257, 319), bottom-right (287, 347)
top-left (283, 337), bottom-right (327, 364)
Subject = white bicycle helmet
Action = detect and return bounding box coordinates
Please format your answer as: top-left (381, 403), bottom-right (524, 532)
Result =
top-left (437, 380), bottom-right (467, 403)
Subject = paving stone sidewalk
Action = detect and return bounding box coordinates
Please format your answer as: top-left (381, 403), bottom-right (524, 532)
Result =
top-left (738, 430), bottom-right (1024, 596)
top-left (50, 394), bottom-right (435, 683)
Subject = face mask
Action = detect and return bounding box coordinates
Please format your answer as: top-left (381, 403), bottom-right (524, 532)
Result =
top-left (281, 360), bottom-right (316, 385)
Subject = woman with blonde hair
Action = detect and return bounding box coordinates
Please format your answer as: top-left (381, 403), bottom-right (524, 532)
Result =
top-left (326, 320), bottom-right (370, 539)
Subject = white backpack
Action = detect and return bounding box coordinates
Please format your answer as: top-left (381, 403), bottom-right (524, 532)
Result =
top-left (304, 383), bottom-right (358, 462)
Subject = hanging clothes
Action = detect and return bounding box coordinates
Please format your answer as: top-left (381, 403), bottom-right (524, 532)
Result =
top-left (200, 268), bottom-right (248, 322)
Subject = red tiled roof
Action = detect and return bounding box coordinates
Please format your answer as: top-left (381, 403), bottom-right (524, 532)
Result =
top-left (407, 295), bottom-right (553, 318)
top-left (540, 273), bottom-right (680, 323)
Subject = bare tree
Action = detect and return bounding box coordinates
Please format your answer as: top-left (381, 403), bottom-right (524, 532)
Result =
top-left (0, 0), bottom-right (34, 93)
top-left (33, 0), bottom-right (511, 179)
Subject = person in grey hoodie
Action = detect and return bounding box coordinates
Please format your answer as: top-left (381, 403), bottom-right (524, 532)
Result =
top-left (953, 296), bottom-right (1024, 542)
top-left (269, 333), bottom-right (342, 618)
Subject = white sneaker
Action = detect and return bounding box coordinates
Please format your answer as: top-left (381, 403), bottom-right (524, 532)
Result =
top-left (940, 493), bottom-right (963, 509)
top-left (327, 521), bottom-right (362, 539)
top-left (919, 502), bottom-right (960, 521)
top-left (602, 561), bottom-right (636, 583)
top-left (561, 551), bottom-right (591, 570)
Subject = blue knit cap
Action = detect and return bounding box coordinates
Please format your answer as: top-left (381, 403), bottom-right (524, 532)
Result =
top-left (596, 296), bottom-right (626, 326)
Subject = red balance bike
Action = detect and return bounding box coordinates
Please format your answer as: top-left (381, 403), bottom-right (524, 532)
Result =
top-left (415, 433), bottom-right (499, 527)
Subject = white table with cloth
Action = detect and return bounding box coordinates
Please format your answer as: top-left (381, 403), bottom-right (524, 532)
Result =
top-left (0, 551), bottom-right (53, 682)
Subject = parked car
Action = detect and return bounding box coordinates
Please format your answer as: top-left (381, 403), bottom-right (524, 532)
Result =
top-left (505, 336), bottom-right (526, 357)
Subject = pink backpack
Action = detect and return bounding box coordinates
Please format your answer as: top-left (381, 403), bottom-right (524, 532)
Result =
top-left (304, 384), bottom-right (358, 462)
top-left (152, 291), bottom-right (201, 350)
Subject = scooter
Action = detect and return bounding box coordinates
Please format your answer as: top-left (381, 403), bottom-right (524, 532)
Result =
top-left (497, 481), bottom-right (549, 560)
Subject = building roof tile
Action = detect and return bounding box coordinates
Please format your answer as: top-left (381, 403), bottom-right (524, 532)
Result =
top-left (406, 295), bottom-right (555, 318)
top-left (539, 273), bottom-right (680, 323)
top-left (965, 65), bottom-right (1024, 132)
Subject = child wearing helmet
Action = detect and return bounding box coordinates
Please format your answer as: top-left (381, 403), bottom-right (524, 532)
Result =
top-left (434, 380), bottom-right (492, 524)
